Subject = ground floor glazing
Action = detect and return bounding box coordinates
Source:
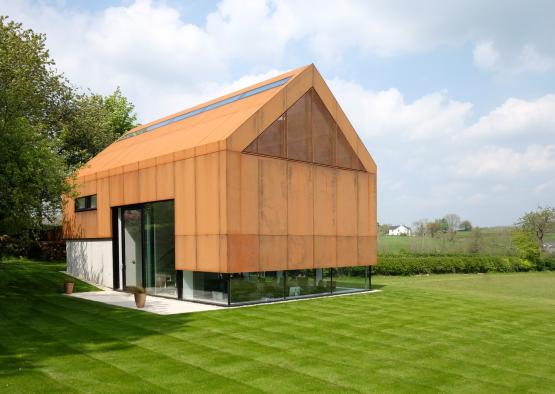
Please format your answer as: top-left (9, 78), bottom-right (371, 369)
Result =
top-left (179, 266), bottom-right (371, 306)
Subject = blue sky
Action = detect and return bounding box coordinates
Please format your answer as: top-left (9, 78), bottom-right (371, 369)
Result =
top-left (2, 0), bottom-right (554, 227)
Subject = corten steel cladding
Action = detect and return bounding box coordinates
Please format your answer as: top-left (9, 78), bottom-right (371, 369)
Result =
top-left (63, 64), bottom-right (377, 273)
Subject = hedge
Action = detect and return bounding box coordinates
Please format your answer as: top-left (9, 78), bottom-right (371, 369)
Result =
top-left (375, 254), bottom-right (554, 275)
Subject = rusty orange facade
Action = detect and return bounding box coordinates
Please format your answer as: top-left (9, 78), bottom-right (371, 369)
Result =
top-left (64, 64), bottom-right (377, 303)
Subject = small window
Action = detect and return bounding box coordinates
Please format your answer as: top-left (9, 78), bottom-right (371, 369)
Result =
top-left (75, 195), bottom-right (97, 212)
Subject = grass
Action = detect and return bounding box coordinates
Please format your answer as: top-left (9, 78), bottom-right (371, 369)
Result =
top-left (378, 227), bottom-right (525, 255)
top-left (1, 259), bottom-right (554, 393)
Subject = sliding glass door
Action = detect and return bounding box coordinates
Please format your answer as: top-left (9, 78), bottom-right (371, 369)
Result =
top-left (121, 201), bottom-right (176, 298)
top-left (144, 201), bottom-right (176, 297)
top-left (122, 208), bottom-right (143, 289)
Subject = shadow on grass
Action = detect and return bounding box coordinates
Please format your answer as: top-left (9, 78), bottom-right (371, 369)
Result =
top-left (0, 259), bottom-right (194, 384)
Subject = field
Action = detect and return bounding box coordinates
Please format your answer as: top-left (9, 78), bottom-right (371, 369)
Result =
top-left (378, 227), bottom-right (520, 255)
top-left (1, 259), bottom-right (554, 393)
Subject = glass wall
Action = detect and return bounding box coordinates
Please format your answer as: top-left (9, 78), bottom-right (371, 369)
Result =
top-left (179, 266), bottom-right (370, 305)
top-left (286, 269), bottom-right (331, 299)
top-left (332, 266), bottom-right (369, 294)
top-left (230, 271), bottom-right (284, 304)
top-left (144, 201), bottom-right (176, 298)
top-left (183, 271), bottom-right (228, 305)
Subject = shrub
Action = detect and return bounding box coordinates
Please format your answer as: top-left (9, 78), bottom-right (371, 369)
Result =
top-left (375, 254), bottom-right (536, 275)
top-left (542, 255), bottom-right (555, 270)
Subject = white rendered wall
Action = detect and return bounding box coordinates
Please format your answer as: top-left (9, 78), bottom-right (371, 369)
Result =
top-left (66, 239), bottom-right (113, 288)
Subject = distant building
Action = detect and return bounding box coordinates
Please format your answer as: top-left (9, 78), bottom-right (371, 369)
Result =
top-left (388, 225), bottom-right (411, 236)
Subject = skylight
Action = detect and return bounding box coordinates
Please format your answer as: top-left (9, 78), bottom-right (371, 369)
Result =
top-left (119, 76), bottom-right (291, 141)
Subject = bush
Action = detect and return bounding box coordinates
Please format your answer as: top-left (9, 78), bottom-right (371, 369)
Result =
top-left (375, 254), bottom-right (529, 275)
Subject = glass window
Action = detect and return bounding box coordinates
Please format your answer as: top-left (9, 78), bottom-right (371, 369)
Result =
top-left (286, 94), bottom-right (312, 162)
top-left (230, 271), bottom-right (284, 304)
top-left (120, 77), bottom-right (291, 141)
top-left (144, 201), bottom-right (176, 298)
top-left (257, 116), bottom-right (285, 157)
top-left (311, 92), bottom-right (335, 166)
top-left (90, 195), bottom-right (97, 209)
top-left (75, 195), bottom-right (96, 212)
top-left (286, 269), bottom-right (331, 299)
top-left (332, 266), bottom-right (369, 294)
top-left (183, 271), bottom-right (228, 305)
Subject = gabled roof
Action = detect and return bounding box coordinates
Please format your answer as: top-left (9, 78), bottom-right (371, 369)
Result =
top-left (77, 64), bottom-right (376, 178)
top-left (390, 225), bottom-right (410, 230)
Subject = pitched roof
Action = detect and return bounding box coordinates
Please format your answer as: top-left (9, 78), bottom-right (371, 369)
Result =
top-left (77, 64), bottom-right (376, 178)
top-left (390, 225), bottom-right (410, 230)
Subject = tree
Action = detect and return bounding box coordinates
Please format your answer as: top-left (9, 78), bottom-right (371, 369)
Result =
top-left (412, 219), bottom-right (427, 236)
top-left (60, 88), bottom-right (138, 168)
top-left (0, 16), bottom-right (73, 235)
top-left (444, 214), bottom-right (461, 232)
top-left (517, 206), bottom-right (555, 251)
top-left (468, 227), bottom-right (482, 253)
top-left (426, 221), bottom-right (441, 238)
top-left (438, 218), bottom-right (449, 233)
top-left (0, 16), bottom-right (138, 239)
top-left (379, 223), bottom-right (390, 235)
top-left (512, 231), bottom-right (540, 264)
top-left (460, 220), bottom-right (472, 231)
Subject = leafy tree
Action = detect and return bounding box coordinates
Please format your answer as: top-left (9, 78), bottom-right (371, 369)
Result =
top-left (0, 16), bottom-right (137, 240)
top-left (460, 220), bottom-right (472, 231)
top-left (0, 16), bottom-right (73, 235)
top-left (60, 88), bottom-right (138, 168)
top-left (379, 223), bottom-right (390, 235)
top-left (512, 231), bottom-right (540, 264)
top-left (517, 206), bottom-right (555, 251)
top-left (438, 218), bottom-right (449, 233)
top-left (426, 221), bottom-right (441, 238)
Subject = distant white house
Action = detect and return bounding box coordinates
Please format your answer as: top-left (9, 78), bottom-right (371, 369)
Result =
top-left (388, 225), bottom-right (412, 236)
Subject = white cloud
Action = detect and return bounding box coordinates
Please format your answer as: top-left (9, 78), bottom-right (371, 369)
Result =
top-left (473, 40), bottom-right (555, 74)
top-left (3, 0), bottom-right (554, 118)
top-left (473, 41), bottom-right (499, 70)
top-left (518, 45), bottom-right (555, 73)
top-left (457, 145), bottom-right (555, 177)
top-left (2, 0), bottom-right (555, 226)
top-left (329, 79), bottom-right (473, 140)
top-left (463, 94), bottom-right (555, 139)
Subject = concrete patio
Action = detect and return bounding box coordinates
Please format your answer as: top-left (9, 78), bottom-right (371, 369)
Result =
top-left (69, 290), bottom-right (223, 315)
top-left (68, 288), bottom-right (381, 315)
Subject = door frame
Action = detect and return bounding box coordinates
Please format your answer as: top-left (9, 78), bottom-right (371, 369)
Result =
top-left (120, 204), bottom-right (146, 291)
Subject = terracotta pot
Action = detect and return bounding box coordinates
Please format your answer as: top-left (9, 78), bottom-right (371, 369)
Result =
top-left (134, 293), bottom-right (146, 308)
top-left (64, 282), bottom-right (74, 295)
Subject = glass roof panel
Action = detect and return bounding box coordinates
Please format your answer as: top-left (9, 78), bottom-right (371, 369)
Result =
top-left (119, 76), bottom-right (291, 141)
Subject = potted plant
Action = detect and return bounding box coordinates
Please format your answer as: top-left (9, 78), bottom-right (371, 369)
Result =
top-left (133, 287), bottom-right (146, 308)
top-left (64, 278), bottom-right (75, 294)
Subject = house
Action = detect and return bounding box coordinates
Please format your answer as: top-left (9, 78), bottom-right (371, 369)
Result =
top-left (388, 225), bottom-right (411, 236)
top-left (63, 64), bottom-right (377, 306)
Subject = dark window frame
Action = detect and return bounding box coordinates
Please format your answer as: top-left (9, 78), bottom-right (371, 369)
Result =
top-left (75, 195), bottom-right (97, 212)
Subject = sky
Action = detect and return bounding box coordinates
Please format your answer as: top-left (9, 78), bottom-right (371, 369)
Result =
top-left (2, 0), bottom-right (554, 227)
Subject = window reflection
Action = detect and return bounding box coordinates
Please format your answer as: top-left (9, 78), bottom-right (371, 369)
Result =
top-left (180, 266), bottom-right (371, 305)
top-left (183, 271), bottom-right (228, 305)
top-left (230, 271), bottom-right (284, 304)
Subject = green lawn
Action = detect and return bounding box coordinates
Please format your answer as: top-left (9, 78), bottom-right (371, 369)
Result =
top-left (378, 228), bottom-right (521, 255)
top-left (1, 259), bottom-right (554, 393)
